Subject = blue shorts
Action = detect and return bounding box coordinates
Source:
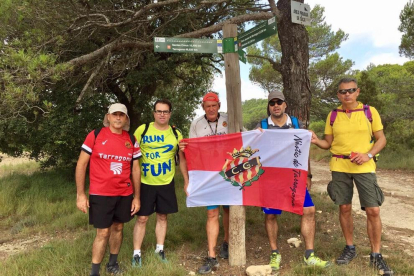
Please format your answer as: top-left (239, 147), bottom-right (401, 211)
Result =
top-left (262, 189), bottom-right (314, 215)
top-left (207, 205), bottom-right (230, 210)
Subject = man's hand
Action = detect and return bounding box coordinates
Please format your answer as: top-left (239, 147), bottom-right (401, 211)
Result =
top-left (256, 127), bottom-right (264, 132)
top-left (184, 180), bottom-right (189, 197)
top-left (76, 193), bottom-right (89, 214)
top-left (309, 130), bottom-right (319, 144)
top-left (350, 152), bottom-right (370, 165)
top-left (306, 177), bottom-right (312, 191)
top-left (179, 140), bottom-right (188, 152)
top-left (131, 197), bottom-right (141, 216)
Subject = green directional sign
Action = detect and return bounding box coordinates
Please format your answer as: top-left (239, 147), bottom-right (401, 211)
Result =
top-left (154, 37), bottom-right (223, 54)
top-left (238, 17), bottom-right (277, 49)
top-left (238, 49), bottom-right (246, 64)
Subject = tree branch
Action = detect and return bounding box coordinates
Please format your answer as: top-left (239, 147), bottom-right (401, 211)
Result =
top-left (246, 54), bottom-right (282, 73)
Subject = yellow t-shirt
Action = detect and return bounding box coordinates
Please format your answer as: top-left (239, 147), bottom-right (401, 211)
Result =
top-left (134, 123), bottom-right (182, 185)
top-left (324, 102), bottom-right (383, 173)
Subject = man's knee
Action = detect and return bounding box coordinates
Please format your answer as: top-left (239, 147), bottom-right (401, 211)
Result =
top-left (265, 214), bottom-right (277, 223)
top-left (207, 208), bottom-right (219, 220)
top-left (303, 206), bottom-right (315, 217)
top-left (111, 222), bottom-right (124, 232)
top-left (339, 204), bottom-right (352, 214)
top-left (96, 228), bottom-right (111, 239)
top-left (137, 216), bottom-right (149, 224)
top-left (365, 207), bottom-right (380, 218)
top-left (156, 213), bottom-right (168, 222)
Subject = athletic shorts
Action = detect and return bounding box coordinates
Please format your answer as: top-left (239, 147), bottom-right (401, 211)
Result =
top-left (136, 179), bottom-right (178, 216)
top-left (89, 194), bottom-right (133, 229)
top-left (327, 172), bottom-right (384, 209)
top-left (206, 205), bottom-right (230, 210)
top-left (262, 189), bottom-right (314, 215)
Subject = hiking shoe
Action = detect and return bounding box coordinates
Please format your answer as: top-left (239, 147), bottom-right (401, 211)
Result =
top-left (131, 254), bottom-right (142, 268)
top-left (304, 253), bottom-right (332, 268)
top-left (156, 250), bottom-right (168, 263)
top-left (106, 262), bottom-right (122, 275)
top-left (219, 241), bottom-right (229, 259)
top-left (370, 253), bottom-right (393, 275)
top-left (336, 246), bottom-right (357, 265)
top-left (197, 257), bottom-right (219, 274)
top-left (269, 252), bottom-right (282, 271)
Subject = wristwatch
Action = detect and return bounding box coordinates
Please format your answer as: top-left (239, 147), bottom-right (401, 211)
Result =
top-left (367, 153), bottom-right (373, 159)
top-left (307, 174), bottom-right (313, 179)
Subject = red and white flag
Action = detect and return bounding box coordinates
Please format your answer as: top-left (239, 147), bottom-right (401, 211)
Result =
top-left (183, 129), bottom-right (311, 215)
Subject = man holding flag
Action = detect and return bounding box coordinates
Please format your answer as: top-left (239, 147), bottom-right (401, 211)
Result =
top-left (182, 91), bottom-right (229, 274)
top-left (255, 90), bottom-right (330, 271)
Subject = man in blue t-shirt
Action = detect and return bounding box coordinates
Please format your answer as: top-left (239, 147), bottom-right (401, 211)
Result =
top-left (255, 90), bottom-right (330, 271)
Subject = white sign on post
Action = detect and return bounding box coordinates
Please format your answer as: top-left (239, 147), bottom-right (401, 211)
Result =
top-left (291, 1), bottom-right (311, 26)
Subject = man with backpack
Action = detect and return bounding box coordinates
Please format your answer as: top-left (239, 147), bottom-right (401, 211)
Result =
top-left (131, 99), bottom-right (189, 268)
top-left (310, 78), bottom-right (392, 275)
top-left (256, 90), bottom-right (330, 271)
top-left (76, 103), bottom-right (141, 276)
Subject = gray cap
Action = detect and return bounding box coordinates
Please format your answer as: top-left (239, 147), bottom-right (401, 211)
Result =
top-left (268, 90), bottom-right (285, 101)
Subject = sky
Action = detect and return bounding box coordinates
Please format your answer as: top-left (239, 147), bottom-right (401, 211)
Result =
top-left (195, 0), bottom-right (410, 116)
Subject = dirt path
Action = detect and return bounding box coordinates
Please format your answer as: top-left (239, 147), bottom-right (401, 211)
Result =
top-left (311, 160), bottom-right (414, 256)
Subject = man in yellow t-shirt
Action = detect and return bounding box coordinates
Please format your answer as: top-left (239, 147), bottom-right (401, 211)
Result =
top-left (131, 99), bottom-right (188, 267)
top-left (310, 78), bottom-right (392, 275)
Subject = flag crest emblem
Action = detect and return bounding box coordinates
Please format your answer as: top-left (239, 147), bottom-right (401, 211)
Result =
top-left (219, 146), bottom-right (264, 190)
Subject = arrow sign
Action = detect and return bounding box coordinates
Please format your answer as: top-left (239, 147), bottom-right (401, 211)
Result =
top-left (238, 17), bottom-right (277, 49)
top-left (154, 37), bottom-right (222, 54)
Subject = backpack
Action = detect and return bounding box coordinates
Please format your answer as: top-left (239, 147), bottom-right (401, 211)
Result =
top-left (139, 123), bottom-right (180, 165)
top-left (93, 128), bottom-right (136, 168)
top-left (260, 115), bottom-right (300, 129)
top-left (329, 104), bottom-right (374, 143)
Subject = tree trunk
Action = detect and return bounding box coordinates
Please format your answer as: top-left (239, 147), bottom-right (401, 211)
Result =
top-left (223, 23), bottom-right (246, 266)
top-left (277, 0), bottom-right (311, 125)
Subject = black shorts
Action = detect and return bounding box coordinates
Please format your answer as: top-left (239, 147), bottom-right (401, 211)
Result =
top-left (136, 179), bottom-right (178, 216)
top-left (89, 194), bottom-right (133, 229)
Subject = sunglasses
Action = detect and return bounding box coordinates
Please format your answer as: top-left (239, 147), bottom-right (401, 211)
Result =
top-left (338, 88), bottom-right (358, 95)
top-left (269, 99), bottom-right (284, 106)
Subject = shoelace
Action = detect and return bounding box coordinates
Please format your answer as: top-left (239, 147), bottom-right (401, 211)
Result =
top-left (374, 257), bottom-right (390, 270)
top-left (340, 248), bottom-right (354, 259)
top-left (270, 254), bottom-right (280, 263)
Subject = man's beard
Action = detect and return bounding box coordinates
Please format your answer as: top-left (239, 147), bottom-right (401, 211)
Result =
top-left (271, 112), bottom-right (284, 119)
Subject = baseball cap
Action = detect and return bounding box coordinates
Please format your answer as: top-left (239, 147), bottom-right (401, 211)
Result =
top-left (203, 92), bottom-right (219, 102)
top-left (268, 90), bottom-right (285, 102)
top-left (103, 103), bottom-right (130, 131)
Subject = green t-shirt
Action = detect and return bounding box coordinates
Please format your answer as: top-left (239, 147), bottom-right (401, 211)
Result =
top-left (134, 123), bottom-right (182, 185)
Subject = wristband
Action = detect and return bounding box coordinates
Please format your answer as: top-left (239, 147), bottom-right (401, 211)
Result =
top-left (307, 174), bottom-right (312, 179)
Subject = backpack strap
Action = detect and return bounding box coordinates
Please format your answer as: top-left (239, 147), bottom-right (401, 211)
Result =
top-left (260, 118), bottom-right (268, 129)
top-left (363, 105), bottom-right (373, 123)
top-left (139, 123), bottom-right (150, 144)
top-left (171, 125), bottom-right (179, 140)
top-left (330, 106), bottom-right (371, 126)
top-left (93, 128), bottom-right (102, 145)
top-left (94, 128), bottom-right (102, 140)
top-left (171, 125), bottom-right (180, 165)
top-left (330, 109), bottom-right (338, 126)
top-left (290, 116), bottom-right (300, 129)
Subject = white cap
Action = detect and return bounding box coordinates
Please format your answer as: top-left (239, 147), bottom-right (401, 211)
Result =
top-left (103, 103), bottom-right (130, 131)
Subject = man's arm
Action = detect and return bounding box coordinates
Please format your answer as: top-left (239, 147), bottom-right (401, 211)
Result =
top-left (75, 151), bottom-right (90, 214)
top-left (130, 159), bottom-right (141, 216)
top-left (178, 150), bottom-right (190, 196)
top-left (351, 130), bottom-right (387, 165)
top-left (310, 131), bottom-right (333, 149)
